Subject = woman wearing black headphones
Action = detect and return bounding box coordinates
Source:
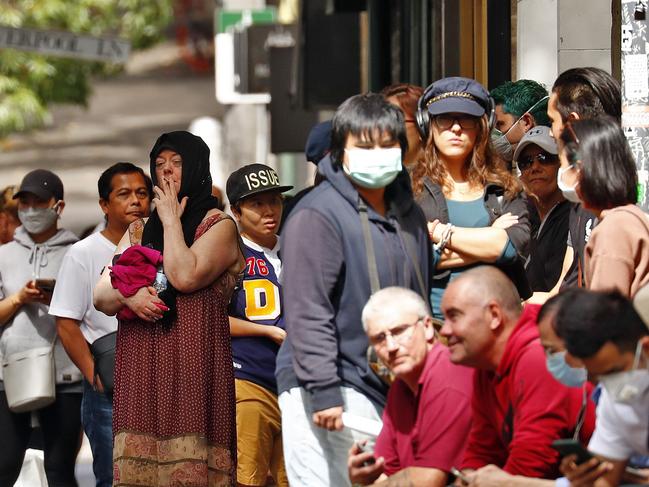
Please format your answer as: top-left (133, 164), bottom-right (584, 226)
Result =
top-left (413, 77), bottom-right (531, 317)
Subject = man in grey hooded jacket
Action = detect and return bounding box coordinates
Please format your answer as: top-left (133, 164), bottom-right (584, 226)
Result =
top-left (0, 169), bottom-right (81, 487)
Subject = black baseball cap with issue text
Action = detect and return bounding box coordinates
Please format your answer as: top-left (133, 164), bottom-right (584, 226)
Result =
top-left (226, 163), bottom-right (293, 205)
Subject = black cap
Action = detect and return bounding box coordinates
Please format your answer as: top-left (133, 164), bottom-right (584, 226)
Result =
top-left (305, 121), bottom-right (332, 164)
top-left (14, 169), bottom-right (64, 201)
top-left (423, 77), bottom-right (491, 117)
top-left (226, 164), bottom-right (293, 205)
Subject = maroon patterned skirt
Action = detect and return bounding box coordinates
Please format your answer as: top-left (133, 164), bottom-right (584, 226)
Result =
top-left (112, 282), bottom-right (237, 486)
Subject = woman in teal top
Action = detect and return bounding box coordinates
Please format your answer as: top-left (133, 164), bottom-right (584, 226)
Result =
top-left (411, 77), bottom-right (531, 317)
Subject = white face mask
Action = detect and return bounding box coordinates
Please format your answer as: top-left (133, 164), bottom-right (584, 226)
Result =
top-left (491, 128), bottom-right (514, 162)
top-left (491, 95), bottom-right (550, 163)
top-left (556, 166), bottom-right (581, 203)
top-left (600, 340), bottom-right (649, 404)
top-left (18, 202), bottom-right (61, 235)
top-left (343, 148), bottom-right (402, 189)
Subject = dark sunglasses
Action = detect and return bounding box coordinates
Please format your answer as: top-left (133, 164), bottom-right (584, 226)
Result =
top-left (433, 115), bottom-right (479, 130)
top-left (517, 152), bottom-right (559, 172)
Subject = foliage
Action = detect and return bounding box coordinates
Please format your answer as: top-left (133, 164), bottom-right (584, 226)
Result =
top-left (0, 0), bottom-right (174, 137)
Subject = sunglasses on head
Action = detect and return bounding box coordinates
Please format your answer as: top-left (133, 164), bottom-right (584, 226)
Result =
top-left (516, 152), bottom-right (559, 172)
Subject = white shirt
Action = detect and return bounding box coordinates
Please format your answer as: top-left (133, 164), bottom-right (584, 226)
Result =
top-left (588, 385), bottom-right (649, 461)
top-left (241, 236), bottom-right (282, 278)
top-left (49, 232), bottom-right (117, 343)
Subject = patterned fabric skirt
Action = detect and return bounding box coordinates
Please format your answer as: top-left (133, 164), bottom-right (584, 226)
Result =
top-left (112, 285), bottom-right (237, 486)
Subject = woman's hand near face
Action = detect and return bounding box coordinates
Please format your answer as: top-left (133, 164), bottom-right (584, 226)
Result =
top-left (153, 177), bottom-right (188, 227)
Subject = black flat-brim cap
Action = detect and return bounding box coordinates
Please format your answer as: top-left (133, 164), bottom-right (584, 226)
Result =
top-left (13, 169), bottom-right (64, 201)
top-left (226, 163), bottom-right (293, 205)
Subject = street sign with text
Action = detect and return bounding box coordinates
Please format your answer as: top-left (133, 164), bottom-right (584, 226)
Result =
top-left (0, 26), bottom-right (131, 63)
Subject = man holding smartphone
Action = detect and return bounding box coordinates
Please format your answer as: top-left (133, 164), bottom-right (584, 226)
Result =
top-left (347, 287), bottom-right (473, 486)
top-left (49, 163), bottom-right (151, 487)
top-left (0, 169), bottom-right (81, 486)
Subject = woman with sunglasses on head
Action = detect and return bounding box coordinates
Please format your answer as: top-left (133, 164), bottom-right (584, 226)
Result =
top-left (513, 126), bottom-right (571, 293)
top-left (413, 77), bottom-right (531, 317)
top-left (559, 116), bottom-right (649, 297)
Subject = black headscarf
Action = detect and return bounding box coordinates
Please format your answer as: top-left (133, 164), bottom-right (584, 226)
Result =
top-left (142, 131), bottom-right (220, 320)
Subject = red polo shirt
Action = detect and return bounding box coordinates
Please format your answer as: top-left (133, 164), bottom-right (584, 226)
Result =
top-left (374, 342), bottom-right (474, 475)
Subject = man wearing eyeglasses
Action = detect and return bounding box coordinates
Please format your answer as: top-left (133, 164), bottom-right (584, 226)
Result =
top-left (347, 286), bottom-right (473, 487)
top-left (513, 126), bottom-right (570, 294)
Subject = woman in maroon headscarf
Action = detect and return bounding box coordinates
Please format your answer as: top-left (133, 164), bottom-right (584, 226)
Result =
top-left (95, 131), bottom-right (244, 486)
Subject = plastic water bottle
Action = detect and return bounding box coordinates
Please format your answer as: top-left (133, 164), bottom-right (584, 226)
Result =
top-left (153, 266), bottom-right (167, 293)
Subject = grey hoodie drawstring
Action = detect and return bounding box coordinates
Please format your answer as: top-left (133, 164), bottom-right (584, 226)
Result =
top-left (28, 244), bottom-right (49, 279)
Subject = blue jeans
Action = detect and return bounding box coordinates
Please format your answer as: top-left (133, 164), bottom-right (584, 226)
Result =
top-left (81, 380), bottom-right (113, 487)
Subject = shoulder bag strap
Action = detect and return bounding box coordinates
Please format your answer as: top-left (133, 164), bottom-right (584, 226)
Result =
top-left (399, 230), bottom-right (428, 303)
top-left (359, 198), bottom-right (396, 385)
top-left (359, 199), bottom-right (380, 295)
top-left (360, 197), bottom-right (427, 303)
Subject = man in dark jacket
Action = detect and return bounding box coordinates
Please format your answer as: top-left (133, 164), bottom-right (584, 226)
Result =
top-left (278, 93), bottom-right (431, 487)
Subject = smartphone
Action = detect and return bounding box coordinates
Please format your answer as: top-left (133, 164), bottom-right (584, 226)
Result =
top-left (451, 467), bottom-right (469, 485)
top-left (356, 442), bottom-right (376, 467)
top-left (551, 439), bottom-right (594, 465)
top-left (34, 278), bottom-right (56, 294)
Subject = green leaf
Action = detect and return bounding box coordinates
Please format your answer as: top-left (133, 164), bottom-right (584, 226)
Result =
top-left (0, 0), bottom-right (174, 137)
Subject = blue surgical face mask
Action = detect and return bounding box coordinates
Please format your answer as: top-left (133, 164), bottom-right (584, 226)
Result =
top-left (546, 351), bottom-right (587, 388)
top-left (343, 148), bottom-right (402, 189)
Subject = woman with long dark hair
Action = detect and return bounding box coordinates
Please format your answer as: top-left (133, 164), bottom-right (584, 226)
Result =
top-left (413, 77), bottom-right (531, 316)
top-left (94, 131), bottom-right (244, 485)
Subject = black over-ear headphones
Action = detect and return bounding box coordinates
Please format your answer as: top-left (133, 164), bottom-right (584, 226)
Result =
top-left (415, 84), bottom-right (496, 141)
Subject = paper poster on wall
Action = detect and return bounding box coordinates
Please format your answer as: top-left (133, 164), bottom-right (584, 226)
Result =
top-left (623, 24), bottom-right (634, 51)
top-left (622, 0), bottom-right (649, 211)
top-left (625, 54), bottom-right (649, 100)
